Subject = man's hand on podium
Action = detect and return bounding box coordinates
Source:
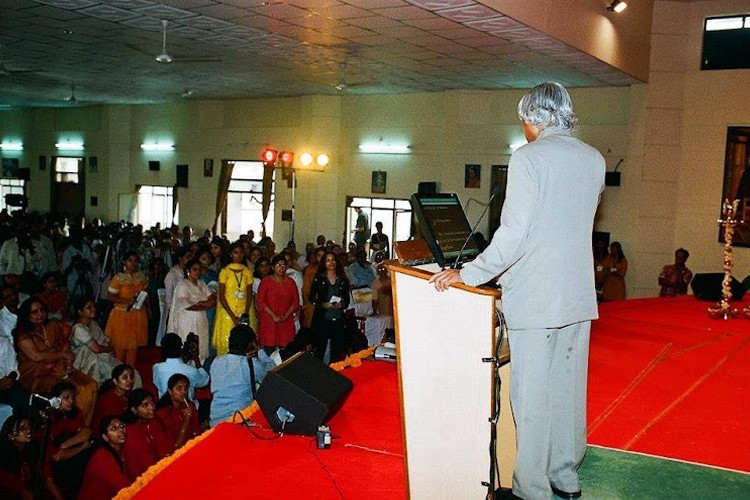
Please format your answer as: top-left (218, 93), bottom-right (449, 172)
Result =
top-left (429, 268), bottom-right (464, 292)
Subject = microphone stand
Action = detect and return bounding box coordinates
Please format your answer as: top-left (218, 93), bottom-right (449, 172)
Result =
top-left (452, 187), bottom-right (501, 269)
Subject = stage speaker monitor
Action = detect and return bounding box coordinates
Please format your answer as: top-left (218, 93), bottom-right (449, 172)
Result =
top-left (418, 181), bottom-right (438, 195)
top-left (256, 352), bottom-right (353, 436)
top-left (690, 273), bottom-right (745, 301)
top-left (176, 164), bottom-right (188, 187)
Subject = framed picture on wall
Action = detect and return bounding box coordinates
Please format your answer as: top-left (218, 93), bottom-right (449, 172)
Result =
top-left (372, 171), bottom-right (386, 194)
top-left (203, 158), bottom-right (213, 177)
top-left (720, 126), bottom-right (750, 247)
top-left (465, 164), bottom-right (481, 188)
top-left (89, 156), bottom-right (98, 173)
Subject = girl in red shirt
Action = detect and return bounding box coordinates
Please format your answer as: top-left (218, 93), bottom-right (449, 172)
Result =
top-left (91, 364), bottom-right (135, 433)
top-left (155, 373), bottom-right (201, 450)
top-left (121, 388), bottom-right (172, 479)
top-left (78, 415), bottom-right (131, 500)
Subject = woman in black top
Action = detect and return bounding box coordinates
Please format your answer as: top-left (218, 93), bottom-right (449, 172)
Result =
top-left (309, 251), bottom-right (350, 363)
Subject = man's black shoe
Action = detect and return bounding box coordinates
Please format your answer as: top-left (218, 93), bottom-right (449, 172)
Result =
top-left (551, 486), bottom-right (582, 499)
top-left (495, 487), bottom-right (524, 499)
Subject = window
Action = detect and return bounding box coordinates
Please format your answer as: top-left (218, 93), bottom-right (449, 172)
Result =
top-left (55, 157), bottom-right (81, 183)
top-left (225, 161), bottom-right (274, 241)
top-left (702, 15), bottom-right (750, 70)
top-left (137, 185), bottom-right (174, 229)
top-left (346, 196), bottom-right (412, 257)
top-left (0, 178), bottom-right (25, 213)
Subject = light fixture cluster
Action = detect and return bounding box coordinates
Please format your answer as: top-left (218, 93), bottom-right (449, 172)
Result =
top-left (262, 146), bottom-right (329, 169)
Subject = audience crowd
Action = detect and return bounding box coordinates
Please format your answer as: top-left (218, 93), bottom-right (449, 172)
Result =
top-left (0, 209), bottom-right (392, 499)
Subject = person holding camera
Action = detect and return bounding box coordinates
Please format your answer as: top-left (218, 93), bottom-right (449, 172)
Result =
top-left (61, 232), bottom-right (94, 302)
top-left (152, 333), bottom-right (209, 402)
top-left (209, 324), bottom-right (274, 427)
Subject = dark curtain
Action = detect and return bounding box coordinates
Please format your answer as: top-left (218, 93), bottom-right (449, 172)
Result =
top-left (212, 160), bottom-right (234, 235)
top-left (261, 164), bottom-right (274, 238)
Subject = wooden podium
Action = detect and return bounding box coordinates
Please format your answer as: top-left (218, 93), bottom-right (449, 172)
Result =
top-left (389, 262), bottom-right (516, 498)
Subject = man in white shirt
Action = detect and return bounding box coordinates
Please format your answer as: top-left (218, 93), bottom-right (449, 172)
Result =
top-left (0, 284), bottom-right (27, 416)
top-left (152, 333), bottom-right (209, 402)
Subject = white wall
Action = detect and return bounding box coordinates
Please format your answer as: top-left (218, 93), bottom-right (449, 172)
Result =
top-left (2, 0), bottom-right (750, 299)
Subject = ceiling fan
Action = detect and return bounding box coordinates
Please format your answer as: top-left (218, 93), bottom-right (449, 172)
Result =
top-left (0, 46), bottom-right (35, 77)
top-left (335, 62), bottom-right (349, 91)
top-left (153, 20), bottom-right (222, 64)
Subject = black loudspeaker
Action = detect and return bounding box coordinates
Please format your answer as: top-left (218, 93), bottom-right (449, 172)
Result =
top-left (691, 273), bottom-right (746, 301)
top-left (17, 168), bottom-right (30, 181)
top-left (148, 161), bottom-right (160, 171)
top-left (176, 164), bottom-right (188, 187)
top-left (256, 352), bottom-right (353, 436)
top-left (418, 181), bottom-right (437, 194)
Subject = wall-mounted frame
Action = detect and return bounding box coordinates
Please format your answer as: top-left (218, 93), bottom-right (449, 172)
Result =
top-left (203, 158), bottom-right (213, 177)
top-left (371, 170), bottom-right (386, 194)
top-left (89, 156), bottom-right (98, 173)
top-left (465, 164), bottom-right (481, 189)
top-left (721, 126), bottom-right (750, 246)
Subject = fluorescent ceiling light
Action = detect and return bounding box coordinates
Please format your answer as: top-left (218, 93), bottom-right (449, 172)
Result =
top-left (141, 143), bottom-right (175, 151)
top-left (359, 144), bottom-right (410, 154)
top-left (0, 142), bottom-right (23, 151)
top-left (55, 141), bottom-right (84, 150)
top-left (606, 0), bottom-right (627, 13)
top-left (705, 17), bottom-right (744, 31)
top-left (509, 141), bottom-right (526, 151)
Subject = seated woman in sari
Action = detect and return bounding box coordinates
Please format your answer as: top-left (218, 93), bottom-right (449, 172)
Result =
top-left (70, 296), bottom-right (120, 385)
top-left (14, 298), bottom-right (97, 425)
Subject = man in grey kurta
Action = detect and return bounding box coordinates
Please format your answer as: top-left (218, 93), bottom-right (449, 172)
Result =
top-left (431, 82), bottom-right (605, 499)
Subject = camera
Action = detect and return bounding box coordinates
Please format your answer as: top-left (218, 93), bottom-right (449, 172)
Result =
top-left (181, 332), bottom-right (199, 363)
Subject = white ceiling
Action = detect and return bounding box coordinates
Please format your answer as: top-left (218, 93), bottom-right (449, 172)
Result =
top-left (0, 0), bottom-right (643, 109)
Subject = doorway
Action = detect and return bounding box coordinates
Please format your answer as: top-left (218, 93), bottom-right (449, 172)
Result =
top-left (488, 164), bottom-right (508, 237)
top-left (51, 156), bottom-right (85, 218)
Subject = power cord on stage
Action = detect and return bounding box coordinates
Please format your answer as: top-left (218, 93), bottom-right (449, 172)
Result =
top-left (306, 438), bottom-right (345, 499)
top-left (483, 308), bottom-right (507, 499)
top-left (233, 410), bottom-right (284, 441)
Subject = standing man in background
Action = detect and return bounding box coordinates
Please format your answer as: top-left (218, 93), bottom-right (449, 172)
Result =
top-left (430, 82), bottom-right (605, 500)
top-left (352, 207), bottom-right (369, 250)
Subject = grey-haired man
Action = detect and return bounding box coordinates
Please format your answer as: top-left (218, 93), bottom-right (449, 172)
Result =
top-left (431, 82), bottom-right (605, 499)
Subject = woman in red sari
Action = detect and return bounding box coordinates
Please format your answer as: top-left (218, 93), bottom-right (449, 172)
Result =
top-left (256, 254), bottom-right (300, 354)
top-left (90, 364), bottom-right (136, 434)
top-left (154, 373), bottom-right (201, 451)
top-left (121, 388), bottom-right (172, 479)
top-left (78, 415), bottom-right (131, 500)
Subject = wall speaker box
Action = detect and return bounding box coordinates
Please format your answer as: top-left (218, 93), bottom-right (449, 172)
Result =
top-left (176, 164), bottom-right (188, 187)
top-left (605, 172), bottom-right (621, 186)
top-left (39, 155), bottom-right (47, 171)
top-left (691, 273), bottom-right (745, 301)
top-left (418, 181), bottom-right (438, 194)
top-left (256, 352), bottom-right (353, 436)
top-left (17, 168), bottom-right (30, 181)
top-left (148, 161), bottom-right (160, 171)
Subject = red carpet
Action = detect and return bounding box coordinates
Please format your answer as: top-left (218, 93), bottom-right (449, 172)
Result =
top-left (128, 360), bottom-right (406, 499)
top-left (119, 297), bottom-right (749, 498)
top-left (587, 296), bottom-right (750, 472)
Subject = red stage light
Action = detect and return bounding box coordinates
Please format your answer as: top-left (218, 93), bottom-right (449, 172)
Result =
top-left (279, 151), bottom-right (294, 166)
top-left (261, 148), bottom-right (278, 165)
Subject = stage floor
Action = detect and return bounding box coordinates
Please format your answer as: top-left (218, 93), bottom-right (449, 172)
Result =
top-left (118, 296), bottom-right (750, 499)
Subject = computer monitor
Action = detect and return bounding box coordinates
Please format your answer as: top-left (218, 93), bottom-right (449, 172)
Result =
top-left (410, 192), bottom-right (479, 268)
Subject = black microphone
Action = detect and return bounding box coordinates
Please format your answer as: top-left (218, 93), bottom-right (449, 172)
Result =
top-left (452, 186), bottom-right (502, 269)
